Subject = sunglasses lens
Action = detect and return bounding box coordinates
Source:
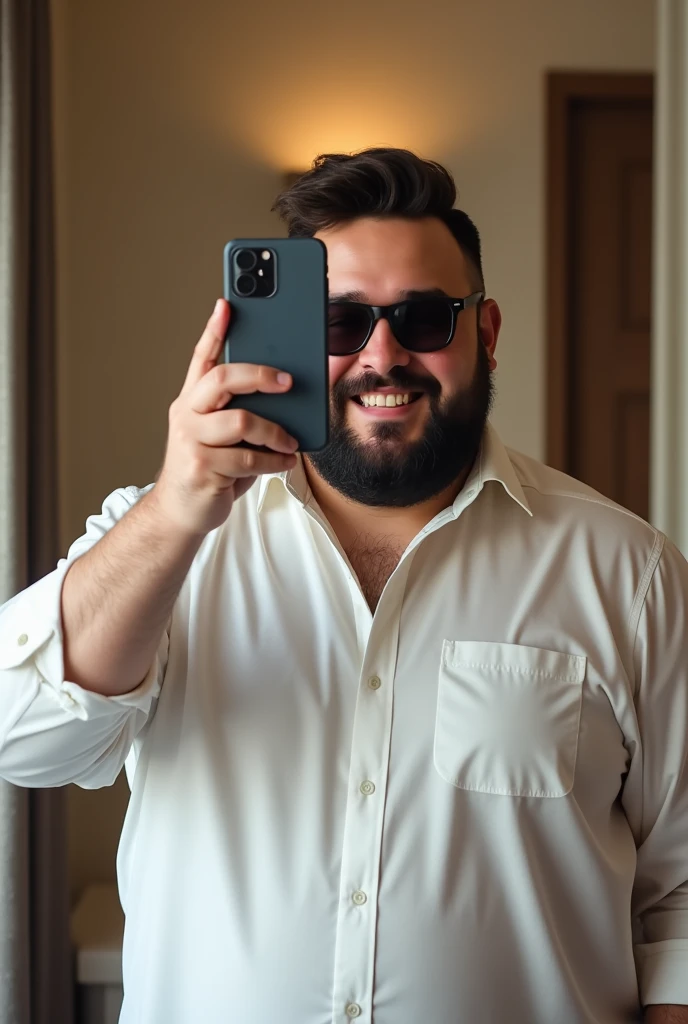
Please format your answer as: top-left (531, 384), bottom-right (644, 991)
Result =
top-left (328, 304), bottom-right (372, 355)
top-left (393, 300), bottom-right (453, 352)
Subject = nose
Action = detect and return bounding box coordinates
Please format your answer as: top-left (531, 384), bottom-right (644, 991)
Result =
top-left (357, 317), bottom-right (411, 375)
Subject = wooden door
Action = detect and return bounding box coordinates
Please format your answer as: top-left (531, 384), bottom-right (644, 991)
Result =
top-left (547, 74), bottom-right (653, 520)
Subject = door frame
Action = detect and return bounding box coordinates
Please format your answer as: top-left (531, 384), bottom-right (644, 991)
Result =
top-left (545, 71), bottom-right (654, 471)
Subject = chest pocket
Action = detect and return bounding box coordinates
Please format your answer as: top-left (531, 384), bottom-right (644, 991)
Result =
top-left (434, 641), bottom-right (586, 798)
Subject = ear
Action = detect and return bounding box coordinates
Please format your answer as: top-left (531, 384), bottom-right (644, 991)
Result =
top-left (479, 298), bottom-right (501, 371)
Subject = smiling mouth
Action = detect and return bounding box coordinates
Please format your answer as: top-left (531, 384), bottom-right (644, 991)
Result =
top-left (352, 392), bottom-right (424, 408)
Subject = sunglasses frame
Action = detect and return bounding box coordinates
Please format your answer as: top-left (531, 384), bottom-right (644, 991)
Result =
top-left (328, 291), bottom-right (485, 355)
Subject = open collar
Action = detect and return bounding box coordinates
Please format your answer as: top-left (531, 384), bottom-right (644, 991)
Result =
top-left (256, 421), bottom-right (532, 518)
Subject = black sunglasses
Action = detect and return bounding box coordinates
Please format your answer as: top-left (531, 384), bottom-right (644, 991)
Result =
top-left (327, 291), bottom-right (484, 356)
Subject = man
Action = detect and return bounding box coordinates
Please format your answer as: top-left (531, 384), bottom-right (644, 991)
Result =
top-left (1, 148), bottom-right (686, 1024)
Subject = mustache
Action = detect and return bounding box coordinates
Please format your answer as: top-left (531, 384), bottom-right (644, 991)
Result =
top-left (332, 368), bottom-right (442, 402)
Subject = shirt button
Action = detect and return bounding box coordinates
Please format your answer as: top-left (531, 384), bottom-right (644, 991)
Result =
top-left (368, 675), bottom-right (381, 690)
top-left (352, 890), bottom-right (367, 906)
top-left (360, 780), bottom-right (375, 796)
top-left (17, 633), bottom-right (29, 646)
top-left (346, 1003), bottom-right (362, 1018)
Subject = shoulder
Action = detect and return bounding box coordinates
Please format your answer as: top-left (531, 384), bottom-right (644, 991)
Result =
top-left (506, 447), bottom-right (660, 549)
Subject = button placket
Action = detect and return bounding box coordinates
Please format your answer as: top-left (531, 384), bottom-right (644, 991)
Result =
top-left (331, 564), bottom-right (412, 1024)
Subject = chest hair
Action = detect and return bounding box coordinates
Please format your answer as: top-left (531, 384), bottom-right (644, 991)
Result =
top-left (345, 533), bottom-right (405, 612)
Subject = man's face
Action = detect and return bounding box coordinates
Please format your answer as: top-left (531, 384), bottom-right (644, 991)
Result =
top-left (307, 216), bottom-right (501, 508)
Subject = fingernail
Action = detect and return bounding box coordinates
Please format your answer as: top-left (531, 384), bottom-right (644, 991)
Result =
top-left (214, 298), bottom-right (223, 314)
top-left (277, 372), bottom-right (291, 385)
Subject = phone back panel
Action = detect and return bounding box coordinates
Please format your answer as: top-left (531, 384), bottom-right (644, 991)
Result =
top-left (222, 237), bottom-right (329, 452)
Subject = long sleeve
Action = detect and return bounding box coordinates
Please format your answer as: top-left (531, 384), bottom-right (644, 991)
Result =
top-left (624, 537), bottom-right (688, 1006)
top-left (0, 484), bottom-right (168, 789)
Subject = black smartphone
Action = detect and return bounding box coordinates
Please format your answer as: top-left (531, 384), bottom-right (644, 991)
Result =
top-left (222, 237), bottom-right (329, 452)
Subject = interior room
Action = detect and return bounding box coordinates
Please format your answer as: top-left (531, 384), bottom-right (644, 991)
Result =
top-left (3, 1), bottom-right (687, 1022)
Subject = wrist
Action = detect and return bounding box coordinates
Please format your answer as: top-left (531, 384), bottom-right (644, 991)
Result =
top-left (143, 486), bottom-right (210, 548)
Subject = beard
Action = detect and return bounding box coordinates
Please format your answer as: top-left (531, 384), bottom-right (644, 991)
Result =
top-left (307, 339), bottom-right (495, 508)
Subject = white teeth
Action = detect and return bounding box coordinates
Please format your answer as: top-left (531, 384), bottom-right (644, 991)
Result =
top-left (360, 392), bottom-right (412, 407)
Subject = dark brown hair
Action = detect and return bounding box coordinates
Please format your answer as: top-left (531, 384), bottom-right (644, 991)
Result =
top-left (272, 147), bottom-right (484, 288)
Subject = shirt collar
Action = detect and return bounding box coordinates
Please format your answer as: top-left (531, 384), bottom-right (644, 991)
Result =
top-left (457, 422), bottom-right (532, 516)
top-left (257, 453), bottom-right (310, 512)
top-left (256, 421), bottom-right (532, 517)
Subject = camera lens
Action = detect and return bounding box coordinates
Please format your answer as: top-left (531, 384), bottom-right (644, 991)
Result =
top-left (235, 273), bottom-right (257, 296)
top-left (235, 249), bottom-right (257, 271)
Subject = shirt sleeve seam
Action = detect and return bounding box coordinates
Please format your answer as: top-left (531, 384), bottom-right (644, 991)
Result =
top-left (627, 530), bottom-right (665, 701)
top-left (625, 530), bottom-right (666, 860)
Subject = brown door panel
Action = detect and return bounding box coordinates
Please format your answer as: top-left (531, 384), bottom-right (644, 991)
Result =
top-left (547, 74), bottom-right (653, 521)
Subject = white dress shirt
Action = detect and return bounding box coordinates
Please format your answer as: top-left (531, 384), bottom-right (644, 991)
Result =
top-left (1, 424), bottom-right (687, 1024)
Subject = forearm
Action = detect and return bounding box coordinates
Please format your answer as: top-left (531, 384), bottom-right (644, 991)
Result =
top-left (61, 488), bottom-right (205, 696)
top-left (645, 1006), bottom-right (688, 1023)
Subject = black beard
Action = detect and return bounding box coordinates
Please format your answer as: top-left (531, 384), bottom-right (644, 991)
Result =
top-left (307, 340), bottom-right (495, 508)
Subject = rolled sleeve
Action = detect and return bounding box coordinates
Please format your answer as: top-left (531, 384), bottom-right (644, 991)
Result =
top-left (625, 538), bottom-right (688, 1006)
top-left (635, 937), bottom-right (688, 1006)
top-left (0, 484), bottom-right (167, 789)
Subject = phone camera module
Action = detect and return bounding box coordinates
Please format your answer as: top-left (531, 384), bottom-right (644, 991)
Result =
top-left (235, 273), bottom-right (257, 296)
top-left (231, 246), bottom-right (277, 298)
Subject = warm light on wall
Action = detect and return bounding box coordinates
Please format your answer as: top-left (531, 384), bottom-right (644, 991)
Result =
top-left (217, 82), bottom-right (468, 172)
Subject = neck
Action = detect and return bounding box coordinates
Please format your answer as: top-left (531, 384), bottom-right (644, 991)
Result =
top-left (302, 457), bottom-right (474, 551)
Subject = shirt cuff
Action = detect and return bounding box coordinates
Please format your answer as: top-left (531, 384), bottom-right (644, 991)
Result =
top-left (635, 940), bottom-right (688, 1006)
top-left (57, 646), bottom-right (163, 719)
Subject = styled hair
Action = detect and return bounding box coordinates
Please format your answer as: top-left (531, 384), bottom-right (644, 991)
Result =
top-left (272, 147), bottom-right (484, 288)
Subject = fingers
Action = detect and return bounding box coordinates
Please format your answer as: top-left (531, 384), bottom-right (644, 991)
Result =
top-left (190, 362), bottom-right (293, 415)
top-left (181, 299), bottom-right (230, 396)
top-left (194, 407), bottom-right (299, 454)
top-left (158, 301), bottom-right (301, 537)
top-left (208, 447), bottom-right (297, 479)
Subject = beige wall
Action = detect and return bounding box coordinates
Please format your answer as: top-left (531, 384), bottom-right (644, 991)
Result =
top-left (51, 0), bottom-right (655, 903)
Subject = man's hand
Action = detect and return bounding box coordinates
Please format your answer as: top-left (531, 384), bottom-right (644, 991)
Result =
top-left (152, 298), bottom-right (299, 537)
top-left (645, 1006), bottom-right (688, 1023)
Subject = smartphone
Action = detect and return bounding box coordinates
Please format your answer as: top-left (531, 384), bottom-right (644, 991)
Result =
top-left (222, 237), bottom-right (329, 452)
